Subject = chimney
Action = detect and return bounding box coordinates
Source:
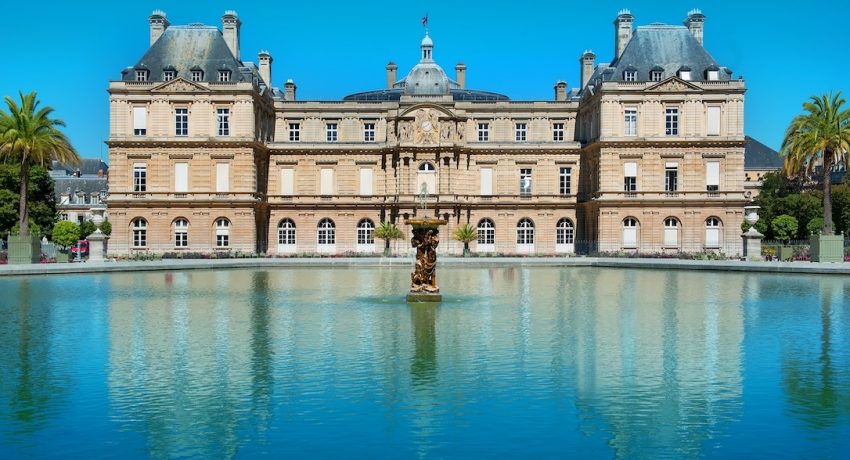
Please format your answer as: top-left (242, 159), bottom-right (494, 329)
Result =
top-left (455, 62), bottom-right (467, 89)
top-left (579, 50), bottom-right (596, 88)
top-left (258, 51), bottom-right (273, 85)
top-left (148, 10), bottom-right (169, 46)
top-left (386, 61), bottom-right (397, 89)
top-left (554, 81), bottom-right (567, 101)
top-left (684, 9), bottom-right (705, 45)
top-left (284, 79), bottom-right (297, 101)
top-left (222, 10), bottom-right (242, 60)
top-left (613, 9), bottom-right (634, 61)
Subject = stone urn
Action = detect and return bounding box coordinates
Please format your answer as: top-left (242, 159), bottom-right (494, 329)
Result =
top-left (743, 205), bottom-right (760, 230)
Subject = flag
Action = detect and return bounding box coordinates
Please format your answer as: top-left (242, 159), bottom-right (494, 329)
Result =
top-left (421, 15), bottom-right (428, 27)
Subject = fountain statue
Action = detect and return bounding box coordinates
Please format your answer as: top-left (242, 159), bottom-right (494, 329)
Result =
top-left (405, 183), bottom-right (447, 302)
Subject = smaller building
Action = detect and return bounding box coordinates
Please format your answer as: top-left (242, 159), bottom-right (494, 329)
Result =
top-left (51, 159), bottom-right (109, 224)
top-left (743, 136), bottom-right (781, 197)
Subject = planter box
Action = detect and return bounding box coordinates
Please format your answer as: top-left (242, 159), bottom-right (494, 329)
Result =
top-left (778, 246), bottom-right (795, 261)
top-left (810, 234), bottom-right (844, 263)
top-left (55, 252), bottom-right (70, 263)
top-left (7, 235), bottom-right (41, 264)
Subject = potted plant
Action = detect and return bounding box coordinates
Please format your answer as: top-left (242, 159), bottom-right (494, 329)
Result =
top-left (452, 223), bottom-right (478, 257)
top-left (374, 221), bottom-right (403, 257)
top-left (771, 214), bottom-right (798, 261)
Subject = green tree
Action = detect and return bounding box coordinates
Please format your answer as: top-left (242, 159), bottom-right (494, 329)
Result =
top-left (0, 164), bottom-right (57, 238)
top-left (772, 214), bottom-right (799, 243)
top-left (52, 220), bottom-right (80, 250)
top-left (452, 223), bottom-right (478, 257)
top-left (781, 92), bottom-right (850, 234)
top-left (79, 219), bottom-right (96, 239)
top-left (0, 91), bottom-right (79, 237)
top-left (807, 218), bottom-right (825, 236)
top-left (374, 221), bottom-right (403, 257)
top-left (775, 193), bottom-right (822, 239)
top-left (99, 219), bottom-right (112, 236)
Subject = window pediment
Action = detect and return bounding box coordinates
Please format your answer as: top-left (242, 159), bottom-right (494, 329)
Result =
top-left (151, 78), bottom-right (210, 93)
top-left (645, 76), bottom-right (702, 93)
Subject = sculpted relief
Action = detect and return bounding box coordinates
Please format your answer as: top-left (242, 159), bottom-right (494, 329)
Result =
top-left (413, 108), bottom-right (440, 145)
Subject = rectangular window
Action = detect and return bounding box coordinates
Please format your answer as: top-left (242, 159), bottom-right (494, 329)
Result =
top-left (216, 163), bottom-right (229, 193)
top-left (359, 168), bottom-right (373, 195)
top-left (363, 122), bottom-right (375, 142)
top-left (163, 70), bottom-right (175, 81)
top-left (552, 122), bottom-right (565, 142)
top-left (218, 71), bottom-right (230, 82)
top-left (519, 168), bottom-right (532, 195)
top-left (624, 71), bottom-right (636, 81)
top-left (132, 107), bottom-right (147, 136)
top-left (559, 167), bottom-right (572, 195)
top-left (624, 108), bottom-right (637, 136)
top-left (280, 168), bottom-right (294, 195)
top-left (174, 163), bottom-right (188, 193)
top-left (216, 108), bottom-right (230, 136)
top-left (665, 163), bottom-right (678, 192)
top-left (191, 70), bottom-right (203, 82)
top-left (679, 70), bottom-right (692, 81)
top-left (477, 122), bottom-right (489, 142)
top-left (175, 108), bottom-right (188, 136)
top-left (288, 123), bottom-right (300, 142)
top-left (651, 71), bottom-right (663, 82)
top-left (706, 162), bottom-right (720, 191)
top-left (326, 123), bottom-right (338, 142)
top-left (480, 168), bottom-right (493, 195)
top-left (320, 168), bottom-right (334, 195)
top-left (707, 106), bottom-right (721, 136)
top-left (135, 70), bottom-right (147, 81)
top-left (665, 107), bottom-right (679, 136)
top-left (624, 162), bottom-right (637, 192)
top-left (707, 70), bottom-right (719, 81)
top-left (515, 122), bottom-right (527, 141)
top-left (133, 163), bottom-right (146, 192)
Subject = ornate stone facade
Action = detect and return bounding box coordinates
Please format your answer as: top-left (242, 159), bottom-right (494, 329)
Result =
top-left (107, 9), bottom-right (747, 257)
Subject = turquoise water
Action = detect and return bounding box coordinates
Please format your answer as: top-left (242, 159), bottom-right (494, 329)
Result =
top-left (1, 266), bottom-right (849, 459)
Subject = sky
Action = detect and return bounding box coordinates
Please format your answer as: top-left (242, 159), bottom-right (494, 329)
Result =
top-left (1, 0), bottom-right (848, 161)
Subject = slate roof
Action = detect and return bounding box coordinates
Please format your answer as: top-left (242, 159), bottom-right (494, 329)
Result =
top-left (583, 24), bottom-right (732, 91)
top-left (744, 136), bottom-right (783, 169)
top-left (121, 26), bottom-right (254, 83)
top-left (53, 177), bottom-right (108, 201)
top-left (50, 159), bottom-right (108, 178)
top-left (343, 88), bottom-right (509, 102)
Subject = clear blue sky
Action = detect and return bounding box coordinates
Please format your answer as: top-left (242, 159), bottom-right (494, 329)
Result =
top-left (1, 0), bottom-right (847, 160)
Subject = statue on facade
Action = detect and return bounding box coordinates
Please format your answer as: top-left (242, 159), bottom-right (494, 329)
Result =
top-left (387, 121), bottom-right (396, 143)
top-left (399, 121), bottom-right (411, 141)
top-left (457, 122), bottom-right (465, 141)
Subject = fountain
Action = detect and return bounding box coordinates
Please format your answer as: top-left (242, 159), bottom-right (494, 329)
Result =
top-left (405, 183), bottom-right (447, 302)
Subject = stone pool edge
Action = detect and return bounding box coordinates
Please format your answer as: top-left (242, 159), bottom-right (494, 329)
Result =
top-left (1, 257), bottom-right (848, 277)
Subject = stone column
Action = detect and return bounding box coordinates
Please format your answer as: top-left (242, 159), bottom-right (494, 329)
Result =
top-left (86, 229), bottom-right (109, 262)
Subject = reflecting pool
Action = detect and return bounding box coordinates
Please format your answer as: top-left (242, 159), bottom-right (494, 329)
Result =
top-left (1, 267), bottom-right (849, 458)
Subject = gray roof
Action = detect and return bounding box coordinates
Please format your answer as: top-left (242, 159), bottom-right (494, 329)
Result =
top-left (51, 159), bottom-right (108, 178)
top-left (53, 177), bottom-right (108, 201)
top-left (343, 88), bottom-right (508, 102)
top-left (744, 136), bottom-right (783, 169)
top-left (584, 24), bottom-right (731, 90)
top-left (121, 25), bottom-right (254, 83)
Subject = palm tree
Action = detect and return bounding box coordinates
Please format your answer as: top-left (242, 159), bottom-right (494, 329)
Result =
top-left (780, 92), bottom-right (850, 235)
top-left (374, 221), bottom-right (403, 257)
top-left (0, 91), bottom-right (79, 236)
top-left (452, 223), bottom-right (478, 257)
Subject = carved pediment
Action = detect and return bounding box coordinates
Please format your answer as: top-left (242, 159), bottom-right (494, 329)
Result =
top-left (151, 78), bottom-right (210, 93)
top-left (646, 77), bottom-right (702, 93)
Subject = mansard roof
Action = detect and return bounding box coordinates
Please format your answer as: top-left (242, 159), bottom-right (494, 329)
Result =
top-left (343, 88), bottom-right (509, 102)
top-left (120, 25), bottom-right (255, 83)
top-left (744, 136), bottom-right (783, 170)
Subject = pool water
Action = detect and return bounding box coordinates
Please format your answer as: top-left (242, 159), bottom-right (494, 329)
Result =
top-left (1, 267), bottom-right (849, 458)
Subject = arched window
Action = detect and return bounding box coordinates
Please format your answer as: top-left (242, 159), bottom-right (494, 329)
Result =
top-left (516, 218), bottom-right (535, 253)
top-left (623, 218), bottom-right (639, 249)
top-left (705, 217), bottom-right (722, 248)
top-left (417, 162), bottom-right (436, 195)
top-left (278, 218), bottom-right (296, 253)
top-left (477, 218), bottom-right (495, 252)
top-left (215, 218), bottom-right (230, 247)
top-left (556, 218), bottom-right (575, 253)
top-left (132, 218), bottom-right (147, 247)
top-left (174, 218), bottom-right (188, 247)
top-left (317, 218), bottom-right (336, 252)
top-left (663, 217), bottom-right (679, 248)
top-left (357, 219), bottom-right (375, 251)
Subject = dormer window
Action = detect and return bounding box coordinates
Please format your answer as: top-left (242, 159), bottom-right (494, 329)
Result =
top-left (705, 65), bottom-right (720, 81)
top-left (678, 67), bottom-right (692, 81)
top-left (623, 70), bottom-right (637, 82)
top-left (135, 70), bottom-right (148, 81)
top-left (191, 69), bottom-right (203, 82)
top-left (163, 70), bottom-right (176, 81)
top-left (650, 71), bottom-right (663, 81)
top-left (218, 70), bottom-right (231, 82)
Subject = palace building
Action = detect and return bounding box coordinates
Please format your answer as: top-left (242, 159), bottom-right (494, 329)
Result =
top-left (107, 9), bottom-right (747, 257)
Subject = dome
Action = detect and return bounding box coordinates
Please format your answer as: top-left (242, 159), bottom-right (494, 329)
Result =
top-left (398, 62), bottom-right (452, 95)
top-left (421, 33), bottom-right (433, 48)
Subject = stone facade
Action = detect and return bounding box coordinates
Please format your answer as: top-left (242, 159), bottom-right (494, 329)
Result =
top-left (107, 9), bottom-right (747, 257)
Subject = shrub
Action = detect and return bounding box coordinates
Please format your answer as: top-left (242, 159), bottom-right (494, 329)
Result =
top-left (806, 217), bottom-right (824, 235)
top-left (52, 221), bottom-right (80, 249)
top-left (771, 215), bottom-right (799, 243)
